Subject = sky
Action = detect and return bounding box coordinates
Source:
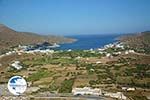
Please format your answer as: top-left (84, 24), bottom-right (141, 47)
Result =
top-left (0, 0), bottom-right (150, 35)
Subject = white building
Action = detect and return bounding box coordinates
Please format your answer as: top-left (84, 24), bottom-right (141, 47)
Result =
top-left (24, 49), bottom-right (54, 54)
top-left (106, 53), bottom-right (113, 58)
top-left (5, 51), bottom-right (15, 56)
top-left (98, 48), bottom-right (105, 51)
top-left (114, 52), bottom-right (121, 55)
top-left (127, 88), bottom-right (135, 91)
top-left (115, 43), bottom-right (124, 49)
top-left (121, 87), bottom-right (128, 90)
top-left (72, 87), bottom-right (102, 96)
top-left (125, 51), bottom-right (129, 54)
top-left (11, 61), bottom-right (23, 70)
top-left (90, 68), bottom-right (95, 72)
top-left (125, 50), bottom-right (135, 55)
top-left (128, 50), bottom-right (135, 53)
top-left (96, 61), bottom-right (102, 64)
top-left (106, 53), bottom-right (111, 57)
top-left (104, 43), bottom-right (114, 49)
top-left (104, 92), bottom-right (127, 100)
top-left (121, 87), bottom-right (135, 91)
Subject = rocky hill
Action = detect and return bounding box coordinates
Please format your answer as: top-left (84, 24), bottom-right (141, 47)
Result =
top-left (0, 24), bottom-right (75, 53)
top-left (119, 31), bottom-right (150, 54)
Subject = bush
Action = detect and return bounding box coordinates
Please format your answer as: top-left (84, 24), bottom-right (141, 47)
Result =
top-left (59, 78), bottom-right (74, 93)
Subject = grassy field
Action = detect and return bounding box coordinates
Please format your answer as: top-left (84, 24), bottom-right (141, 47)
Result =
top-left (0, 50), bottom-right (150, 99)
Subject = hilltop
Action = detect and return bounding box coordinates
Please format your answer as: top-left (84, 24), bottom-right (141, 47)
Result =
top-left (0, 24), bottom-right (75, 54)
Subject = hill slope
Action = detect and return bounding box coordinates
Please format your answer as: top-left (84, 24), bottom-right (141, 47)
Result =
top-left (120, 31), bottom-right (150, 54)
top-left (0, 24), bottom-right (75, 53)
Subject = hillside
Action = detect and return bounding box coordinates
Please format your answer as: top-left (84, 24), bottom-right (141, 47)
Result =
top-left (119, 31), bottom-right (150, 54)
top-left (0, 24), bottom-right (75, 53)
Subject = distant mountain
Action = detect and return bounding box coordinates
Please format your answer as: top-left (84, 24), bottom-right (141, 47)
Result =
top-left (0, 24), bottom-right (75, 53)
top-left (119, 31), bottom-right (150, 54)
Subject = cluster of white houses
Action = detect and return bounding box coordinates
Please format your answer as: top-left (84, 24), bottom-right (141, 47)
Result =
top-left (97, 42), bottom-right (135, 58)
top-left (0, 42), bottom-right (58, 58)
top-left (102, 42), bottom-right (124, 50)
top-left (0, 48), bottom-right (55, 58)
top-left (72, 87), bottom-right (127, 100)
top-left (0, 42), bottom-right (138, 100)
top-left (72, 87), bottom-right (102, 96)
top-left (0, 41), bottom-right (136, 59)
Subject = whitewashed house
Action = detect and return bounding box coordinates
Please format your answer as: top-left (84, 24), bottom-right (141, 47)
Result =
top-left (127, 88), bottom-right (135, 91)
top-left (11, 61), bottom-right (23, 70)
top-left (72, 87), bottom-right (102, 96)
top-left (104, 92), bottom-right (127, 100)
top-left (128, 50), bottom-right (135, 53)
top-left (125, 51), bottom-right (129, 54)
top-left (121, 87), bottom-right (128, 90)
top-left (121, 87), bottom-right (135, 91)
top-left (96, 61), bottom-right (102, 64)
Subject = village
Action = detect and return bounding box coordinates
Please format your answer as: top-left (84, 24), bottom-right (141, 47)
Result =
top-left (0, 41), bottom-right (149, 100)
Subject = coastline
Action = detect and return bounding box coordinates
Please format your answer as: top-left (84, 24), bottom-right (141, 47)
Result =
top-left (0, 33), bottom-right (150, 100)
top-left (58, 34), bottom-right (121, 50)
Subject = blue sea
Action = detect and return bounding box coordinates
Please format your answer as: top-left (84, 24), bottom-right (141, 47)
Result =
top-left (58, 34), bottom-right (122, 50)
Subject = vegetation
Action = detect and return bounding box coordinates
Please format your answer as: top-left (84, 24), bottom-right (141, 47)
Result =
top-left (120, 31), bottom-right (150, 54)
top-left (54, 50), bottom-right (102, 58)
top-left (59, 78), bottom-right (74, 93)
top-left (1, 31), bottom-right (150, 99)
top-left (0, 24), bottom-right (75, 54)
top-left (27, 69), bottom-right (54, 81)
